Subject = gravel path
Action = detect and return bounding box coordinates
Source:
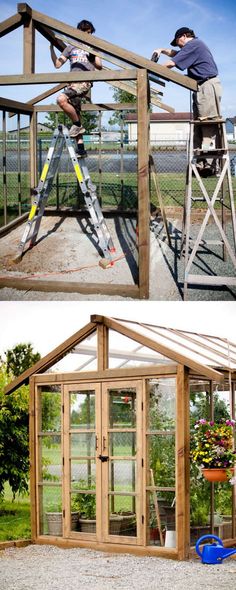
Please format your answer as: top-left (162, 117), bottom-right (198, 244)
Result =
top-left (0, 544), bottom-right (236, 590)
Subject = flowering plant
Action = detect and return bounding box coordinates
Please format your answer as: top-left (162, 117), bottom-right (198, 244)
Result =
top-left (191, 419), bottom-right (236, 474)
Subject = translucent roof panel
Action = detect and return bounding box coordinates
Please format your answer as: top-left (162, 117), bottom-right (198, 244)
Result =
top-left (111, 319), bottom-right (236, 370)
top-left (52, 333), bottom-right (97, 372)
top-left (107, 330), bottom-right (175, 368)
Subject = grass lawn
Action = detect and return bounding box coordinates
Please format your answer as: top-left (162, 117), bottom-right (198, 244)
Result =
top-left (0, 484), bottom-right (31, 541)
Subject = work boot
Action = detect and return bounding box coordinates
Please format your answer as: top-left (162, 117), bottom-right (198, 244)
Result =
top-left (69, 124), bottom-right (85, 138)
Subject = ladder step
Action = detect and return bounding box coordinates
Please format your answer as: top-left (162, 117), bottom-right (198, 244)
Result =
top-left (192, 118), bottom-right (225, 125)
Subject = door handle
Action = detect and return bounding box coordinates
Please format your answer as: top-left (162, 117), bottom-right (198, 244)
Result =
top-left (98, 454), bottom-right (109, 462)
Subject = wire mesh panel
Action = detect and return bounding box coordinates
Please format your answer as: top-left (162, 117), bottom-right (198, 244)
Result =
top-left (0, 111), bottom-right (31, 227)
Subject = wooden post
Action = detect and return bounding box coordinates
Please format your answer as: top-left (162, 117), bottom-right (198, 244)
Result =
top-left (29, 110), bottom-right (37, 197)
top-left (29, 376), bottom-right (36, 540)
top-left (97, 324), bottom-right (109, 371)
top-left (137, 69), bottom-right (150, 299)
top-left (2, 110), bottom-right (7, 225)
top-left (23, 12), bottom-right (35, 74)
top-left (176, 365), bottom-right (190, 559)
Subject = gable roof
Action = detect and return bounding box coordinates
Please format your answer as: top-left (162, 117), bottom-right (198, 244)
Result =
top-left (5, 315), bottom-right (236, 395)
top-left (0, 3), bottom-right (197, 99)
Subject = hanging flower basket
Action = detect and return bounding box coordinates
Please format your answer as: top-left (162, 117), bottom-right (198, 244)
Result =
top-left (201, 468), bottom-right (234, 482)
top-left (191, 419), bottom-right (236, 484)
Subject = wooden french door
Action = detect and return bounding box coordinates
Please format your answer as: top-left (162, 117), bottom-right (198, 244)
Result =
top-left (64, 380), bottom-right (143, 545)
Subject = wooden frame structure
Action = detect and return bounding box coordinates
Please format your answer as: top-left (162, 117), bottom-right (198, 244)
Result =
top-left (0, 4), bottom-right (197, 299)
top-left (5, 315), bottom-right (236, 559)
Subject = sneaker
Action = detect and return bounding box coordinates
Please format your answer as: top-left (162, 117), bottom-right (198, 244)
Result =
top-left (69, 124), bottom-right (85, 137)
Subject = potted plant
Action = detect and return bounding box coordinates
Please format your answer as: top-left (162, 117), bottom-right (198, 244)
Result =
top-left (45, 500), bottom-right (79, 536)
top-left (72, 479), bottom-right (96, 533)
top-left (191, 419), bottom-right (236, 482)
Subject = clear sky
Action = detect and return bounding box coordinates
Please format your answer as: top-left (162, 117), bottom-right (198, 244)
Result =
top-left (0, 301), bottom-right (235, 361)
top-left (0, 0), bottom-right (235, 125)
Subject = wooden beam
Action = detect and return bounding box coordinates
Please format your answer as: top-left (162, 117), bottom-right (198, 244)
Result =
top-left (0, 96), bottom-right (33, 114)
top-left (23, 13), bottom-right (35, 74)
top-left (90, 316), bottom-right (225, 382)
top-left (29, 8), bottom-right (197, 91)
top-left (0, 70), bottom-right (138, 85)
top-left (33, 363), bottom-right (178, 384)
top-left (137, 69), bottom-right (149, 299)
top-left (0, 277), bottom-right (139, 299)
top-left (17, 3), bottom-right (32, 16)
top-left (0, 13), bottom-right (23, 37)
top-left (34, 22), bottom-right (66, 52)
top-left (4, 321), bottom-right (97, 395)
top-left (35, 102), bottom-right (137, 112)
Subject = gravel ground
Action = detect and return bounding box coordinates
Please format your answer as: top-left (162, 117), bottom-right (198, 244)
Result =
top-left (0, 544), bottom-right (236, 590)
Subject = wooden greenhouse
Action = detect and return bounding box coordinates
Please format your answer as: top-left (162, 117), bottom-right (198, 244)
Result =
top-left (0, 4), bottom-right (197, 299)
top-left (5, 315), bottom-right (236, 559)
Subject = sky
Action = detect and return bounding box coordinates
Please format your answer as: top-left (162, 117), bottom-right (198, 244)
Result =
top-left (0, 301), bottom-right (236, 362)
top-left (0, 0), bottom-right (236, 129)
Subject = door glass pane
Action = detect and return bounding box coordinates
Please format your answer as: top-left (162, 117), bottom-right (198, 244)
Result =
top-left (71, 433), bottom-right (96, 457)
top-left (109, 495), bottom-right (137, 536)
top-left (38, 385), bottom-right (61, 432)
top-left (109, 460), bottom-right (137, 491)
top-left (147, 490), bottom-right (176, 547)
top-left (39, 485), bottom-right (62, 536)
top-left (148, 434), bottom-right (175, 487)
top-left (109, 388), bottom-right (136, 427)
top-left (109, 431), bottom-right (136, 456)
top-left (147, 378), bottom-right (176, 431)
top-left (39, 434), bottom-right (62, 483)
top-left (71, 459), bottom-right (96, 484)
top-left (71, 477), bottom-right (96, 533)
top-left (70, 391), bottom-right (95, 429)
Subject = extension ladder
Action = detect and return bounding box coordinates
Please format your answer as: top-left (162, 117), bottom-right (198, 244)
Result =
top-left (181, 118), bottom-right (236, 299)
top-left (15, 125), bottom-right (116, 262)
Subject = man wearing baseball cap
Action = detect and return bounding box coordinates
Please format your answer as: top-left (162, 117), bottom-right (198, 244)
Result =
top-left (152, 28), bottom-right (222, 174)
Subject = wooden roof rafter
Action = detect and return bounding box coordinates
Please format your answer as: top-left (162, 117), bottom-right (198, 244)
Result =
top-left (4, 320), bottom-right (97, 395)
top-left (15, 3), bottom-right (197, 92)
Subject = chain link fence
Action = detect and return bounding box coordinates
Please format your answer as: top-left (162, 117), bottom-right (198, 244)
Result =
top-left (1, 127), bottom-right (235, 229)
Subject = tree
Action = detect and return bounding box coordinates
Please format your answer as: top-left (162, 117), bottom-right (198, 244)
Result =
top-left (44, 108), bottom-right (98, 134)
top-left (5, 343), bottom-right (40, 377)
top-left (108, 88), bottom-right (136, 127)
top-left (0, 363), bottom-right (29, 499)
top-left (0, 344), bottom-right (41, 499)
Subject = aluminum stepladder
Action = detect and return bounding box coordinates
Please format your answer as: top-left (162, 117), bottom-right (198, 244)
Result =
top-left (15, 125), bottom-right (116, 263)
top-left (181, 118), bottom-right (236, 299)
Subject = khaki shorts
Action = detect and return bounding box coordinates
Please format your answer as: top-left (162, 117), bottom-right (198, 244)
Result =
top-left (193, 77), bottom-right (222, 119)
top-left (64, 81), bottom-right (92, 98)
